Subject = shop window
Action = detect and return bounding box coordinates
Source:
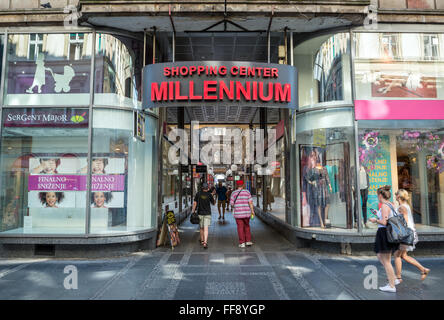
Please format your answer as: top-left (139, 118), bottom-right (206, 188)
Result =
top-left (294, 32), bottom-right (352, 109)
top-left (4, 33), bottom-right (92, 106)
top-left (94, 34), bottom-right (143, 109)
top-left (380, 34), bottom-right (399, 60)
top-left (354, 32), bottom-right (444, 100)
top-left (68, 33), bottom-right (85, 61)
top-left (90, 109), bottom-right (157, 233)
top-left (358, 120), bottom-right (444, 231)
top-left (423, 34), bottom-right (439, 60)
top-left (295, 108), bottom-right (357, 230)
top-left (0, 108), bottom-right (89, 234)
top-left (28, 33), bottom-right (43, 61)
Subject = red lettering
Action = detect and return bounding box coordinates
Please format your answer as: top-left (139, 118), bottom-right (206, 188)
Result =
top-left (219, 66), bottom-right (227, 76)
top-left (180, 66), bottom-right (189, 76)
top-left (236, 81), bottom-right (251, 101)
top-left (151, 82), bottom-right (168, 101)
top-left (164, 67), bottom-right (171, 77)
top-left (271, 68), bottom-right (279, 78)
top-left (252, 81), bottom-right (258, 100)
top-left (203, 81), bottom-right (218, 100)
top-left (175, 81), bottom-right (188, 100)
top-left (239, 66), bottom-right (247, 76)
top-left (248, 67), bottom-right (255, 77)
top-left (275, 83), bottom-right (291, 102)
top-left (219, 81), bottom-right (234, 100)
top-left (263, 68), bottom-right (270, 77)
top-left (168, 82), bottom-right (174, 100)
top-left (197, 66), bottom-right (205, 75)
top-left (259, 82), bottom-right (273, 101)
top-left (231, 66), bottom-right (239, 76)
top-left (209, 66), bottom-right (217, 76)
top-left (256, 67), bottom-right (263, 77)
top-left (189, 66), bottom-right (197, 76)
top-left (171, 67), bottom-right (179, 76)
top-left (189, 81), bottom-right (202, 100)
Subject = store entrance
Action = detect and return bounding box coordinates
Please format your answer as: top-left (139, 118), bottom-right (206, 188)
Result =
top-left (159, 107), bottom-right (292, 227)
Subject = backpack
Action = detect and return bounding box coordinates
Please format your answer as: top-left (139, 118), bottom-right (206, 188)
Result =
top-left (385, 203), bottom-right (415, 245)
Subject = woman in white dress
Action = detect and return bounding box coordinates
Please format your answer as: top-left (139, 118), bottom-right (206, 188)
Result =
top-left (393, 189), bottom-right (430, 284)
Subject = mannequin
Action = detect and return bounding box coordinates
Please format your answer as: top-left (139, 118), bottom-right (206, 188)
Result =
top-left (359, 165), bottom-right (370, 227)
top-left (304, 150), bottom-right (332, 228)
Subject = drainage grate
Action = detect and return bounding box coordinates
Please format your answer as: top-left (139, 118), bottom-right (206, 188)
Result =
top-left (34, 244), bottom-right (55, 256)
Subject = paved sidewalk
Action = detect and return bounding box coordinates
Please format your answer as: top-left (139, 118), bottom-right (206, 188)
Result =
top-left (0, 206), bottom-right (442, 300)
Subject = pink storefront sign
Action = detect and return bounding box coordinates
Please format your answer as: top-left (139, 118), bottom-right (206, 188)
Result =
top-left (355, 100), bottom-right (444, 120)
top-left (28, 175), bottom-right (125, 191)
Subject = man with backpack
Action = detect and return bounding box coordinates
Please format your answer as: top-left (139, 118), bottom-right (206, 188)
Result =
top-left (230, 180), bottom-right (255, 248)
top-left (191, 182), bottom-right (215, 249)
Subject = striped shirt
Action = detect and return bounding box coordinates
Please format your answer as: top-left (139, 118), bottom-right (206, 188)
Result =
top-left (230, 189), bottom-right (253, 219)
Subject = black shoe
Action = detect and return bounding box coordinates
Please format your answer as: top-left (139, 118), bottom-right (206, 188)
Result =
top-left (203, 242), bottom-right (208, 249)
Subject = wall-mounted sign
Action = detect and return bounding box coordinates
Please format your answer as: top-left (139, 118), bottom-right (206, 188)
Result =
top-left (143, 61), bottom-right (298, 109)
top-left (3, 108), bottom-right (89, 128)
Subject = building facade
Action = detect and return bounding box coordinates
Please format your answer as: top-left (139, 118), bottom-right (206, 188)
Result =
top-left (1, 0), bottom-right (444, 256)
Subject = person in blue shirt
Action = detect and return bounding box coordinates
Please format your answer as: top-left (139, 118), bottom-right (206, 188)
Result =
top-left (215, 181), bottom-right (228, 221)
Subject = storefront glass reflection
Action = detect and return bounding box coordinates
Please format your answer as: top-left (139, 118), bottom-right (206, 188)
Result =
top-left (0, 108), bottom-right (89, 234)
top-left (296, 108), bottom-right (356, 230)
top-left (294, 32), bottom-right (352, 109)
top-left (4, 33), bottom-right (92, 106)
top-left (354, 32), bottom-right (444, 100)
top-left (90, 109), bottom-right (157, 233)
top-left (358, 120), bottom-right (444, 230)
top-left (94, 34), bottom-right (143, 109)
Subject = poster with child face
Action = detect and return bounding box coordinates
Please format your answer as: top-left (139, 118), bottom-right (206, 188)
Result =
top-left (27, 154), bottom-right (126, 209)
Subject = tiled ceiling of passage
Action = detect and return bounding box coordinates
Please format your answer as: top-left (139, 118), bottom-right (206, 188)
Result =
top-left (173, 32), bottom-right (282, 62)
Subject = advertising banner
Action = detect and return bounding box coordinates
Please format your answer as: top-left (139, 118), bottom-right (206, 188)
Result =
top-left (26, 154), bottom-right (127, 209)
top-left (359, 134), bottom-right (393, 218)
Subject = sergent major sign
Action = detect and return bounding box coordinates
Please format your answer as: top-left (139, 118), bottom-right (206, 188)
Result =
top-left (142, 61), bottom-right (298, 109)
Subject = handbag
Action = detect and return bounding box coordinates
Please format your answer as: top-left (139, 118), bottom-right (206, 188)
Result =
top-left (385, 203), bottom-right (415, 245)
top-left (190, 192), bottom-right (201, 224)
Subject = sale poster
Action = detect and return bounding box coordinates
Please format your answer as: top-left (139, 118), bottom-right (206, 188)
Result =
top-left (27, 154), bottom-right (127, 209)
top-left (359, 133), bottom-right (392, 217)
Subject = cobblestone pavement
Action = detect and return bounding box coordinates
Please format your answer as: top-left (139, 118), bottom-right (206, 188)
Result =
top-left (0, 206), bottom-right (443, 300)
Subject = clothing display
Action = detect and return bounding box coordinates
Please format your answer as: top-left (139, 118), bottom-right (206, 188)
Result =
top-left (326, 164), bottom-right (338, 193)
top-left (304, 166), bottom-right (331, 208)
top-left (359, 166), bottom-right (370, 224)
top-left (360, 189), bottom-right (368, 224)
top-left (303, 165), bottom-right (332, 226)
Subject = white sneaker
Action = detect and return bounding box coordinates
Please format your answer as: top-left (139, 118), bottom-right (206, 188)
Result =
top-left (246, 242), bottom-right (253, 246)
top-left (239, 243), bottom-right (246, 248)
top-left (394, 279), bottom-right (402, 286)
top-left (379, 284), bottom-right (396, 293)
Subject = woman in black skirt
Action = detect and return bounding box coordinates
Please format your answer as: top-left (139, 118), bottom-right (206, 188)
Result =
top-left (368, 185), bottom-right (399, 293)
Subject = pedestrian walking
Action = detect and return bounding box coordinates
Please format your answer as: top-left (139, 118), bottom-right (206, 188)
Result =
top-left (226, 186), bottom-right (233, 211)
top-left (215, 181), bottom-right (228, 221)
top-left (266, 186), bottom-right (274, 211)
top-left (192, 182), bottom-right (215, 249)
top-left (368, 185), bottom-right (399, 293)
top-left (393, 189), bottom-right (430, 283)
top-left (230, 180), bottom-right (255, 248)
